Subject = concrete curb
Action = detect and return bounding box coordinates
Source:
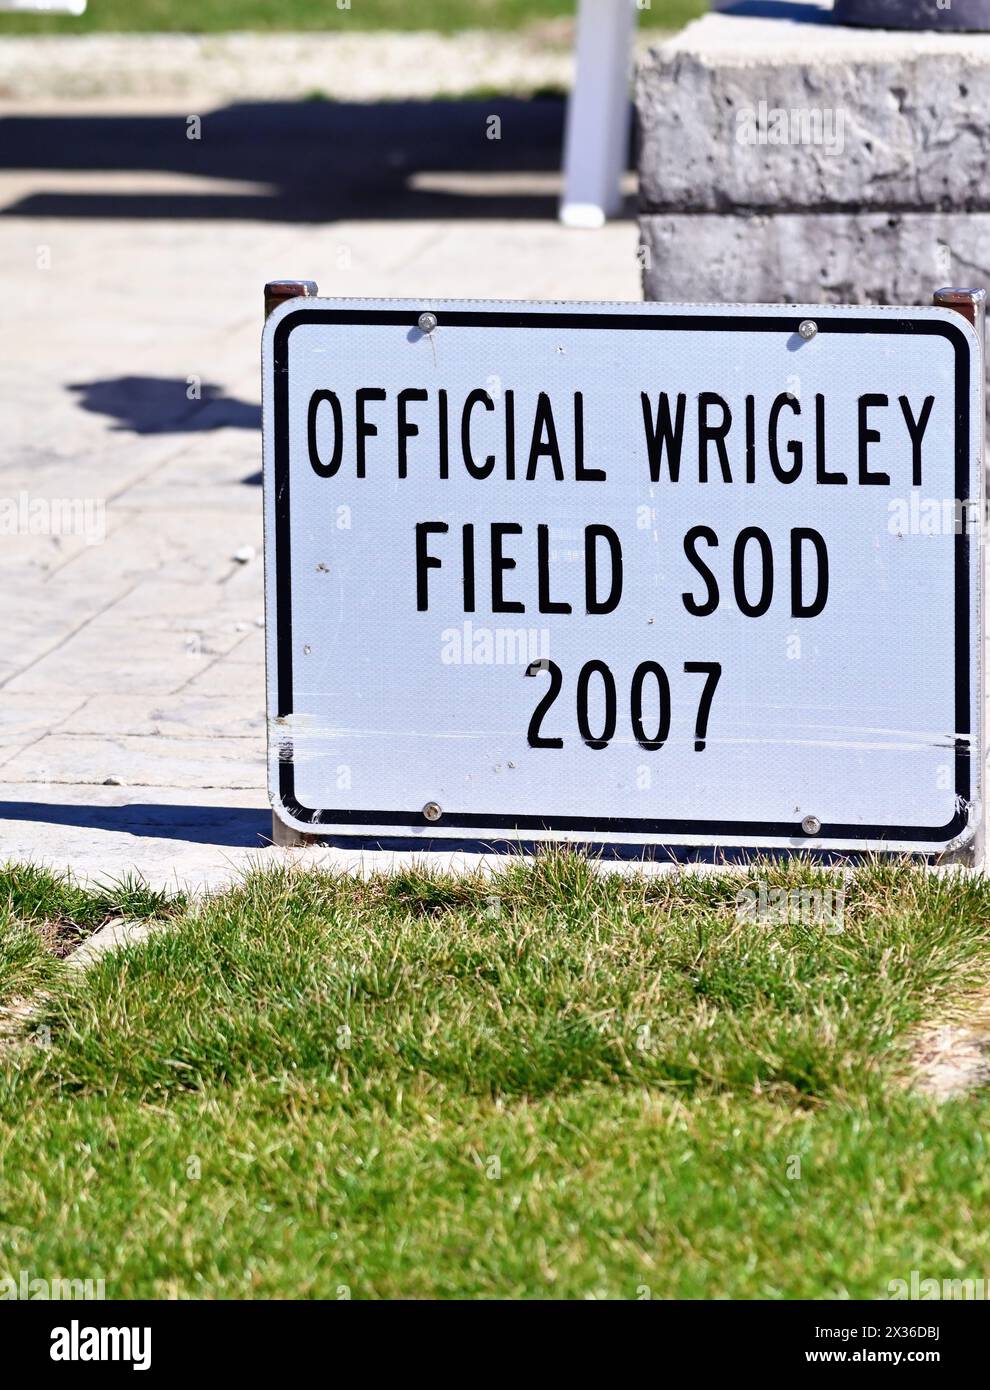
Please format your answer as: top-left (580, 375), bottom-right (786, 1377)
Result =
top-left (63, 917), bottom-right (160, 972)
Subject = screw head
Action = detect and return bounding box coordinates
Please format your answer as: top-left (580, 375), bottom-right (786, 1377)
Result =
top-left (798, 319), bottom-right (818, 341)
top-left (417, 311), bottom-right (438, 334)
top-left (422, 801), bottom-right (442, 822)
top-left (801, 815), bottom-right (822, 836)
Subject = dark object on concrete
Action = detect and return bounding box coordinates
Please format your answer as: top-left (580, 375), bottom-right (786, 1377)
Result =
top-left (68, 377), bottom-right (260, 435)
top-left (835, 0), bottom-right (990, 29)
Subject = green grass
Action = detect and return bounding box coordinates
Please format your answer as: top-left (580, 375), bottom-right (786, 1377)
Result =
top-left (1, 854), bottom-right (989, 1298)
top-left (0, 0), bottom-right (705, 36)
top-left (0, 864), bottom-right (184, 1001)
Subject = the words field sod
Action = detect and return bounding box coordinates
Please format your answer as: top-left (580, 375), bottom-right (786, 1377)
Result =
top-left (261, 300), bottom-right (982, 856)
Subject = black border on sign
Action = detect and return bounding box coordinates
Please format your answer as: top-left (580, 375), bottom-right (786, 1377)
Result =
top-left (270, 308), bottom-right (974, 848)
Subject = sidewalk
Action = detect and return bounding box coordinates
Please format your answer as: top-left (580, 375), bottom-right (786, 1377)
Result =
top-left (0, 25), bottom-right (665, 103)
top-left (0, 84), bottom-right (639, 890)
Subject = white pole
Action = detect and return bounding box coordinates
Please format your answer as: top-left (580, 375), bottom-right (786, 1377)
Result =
top-left (0, 0), bottom-right (86, 10)
top-left (560, 0), bottom-right (637, 229)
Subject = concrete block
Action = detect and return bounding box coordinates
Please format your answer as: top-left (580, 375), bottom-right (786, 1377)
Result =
top-left (637, 6), bottom-right (990, 217)
top-left (639, 210), bottom-right (990, 306)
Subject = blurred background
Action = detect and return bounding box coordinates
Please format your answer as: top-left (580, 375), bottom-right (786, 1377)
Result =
top-left (0, 0), bottom-right (707, 879)
top-left (2, 0), bottom-right (703, 34)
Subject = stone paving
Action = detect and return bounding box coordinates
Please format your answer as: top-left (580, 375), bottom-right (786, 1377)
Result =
top-left (0, 79), bottom-right (639, 889)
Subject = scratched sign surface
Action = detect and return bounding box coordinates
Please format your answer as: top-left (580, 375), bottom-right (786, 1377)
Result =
top-left (262, 299), bottom-right (982, 855)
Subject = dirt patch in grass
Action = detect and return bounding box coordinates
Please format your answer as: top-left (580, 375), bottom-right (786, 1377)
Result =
top-left (912, 992), bottom-right (990, 1101)
top-left (0, 864), bottom-right (186, 1010)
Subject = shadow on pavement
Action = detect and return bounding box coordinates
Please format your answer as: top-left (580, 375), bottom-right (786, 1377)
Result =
top-left (69, 377), bottom-right (261, 434)
top-left (0, 800), bottom-right (272, 848)
top-left (0, 800), bottom-right (873, 862)
top-left (0, 95), bottom-right (635, 222)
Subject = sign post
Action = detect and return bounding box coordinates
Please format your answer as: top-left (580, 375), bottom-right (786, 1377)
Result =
top-left (264, 279), bottom-right (320, 847)
top-left (262, 290), bottom-right (984, 862)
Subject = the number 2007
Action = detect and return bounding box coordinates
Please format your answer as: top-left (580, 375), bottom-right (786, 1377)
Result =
top-left (525, 660), bottom-right (722, 752)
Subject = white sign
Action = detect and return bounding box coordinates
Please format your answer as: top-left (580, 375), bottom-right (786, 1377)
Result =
top-left (262, 299), bottom-right (982, 857)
